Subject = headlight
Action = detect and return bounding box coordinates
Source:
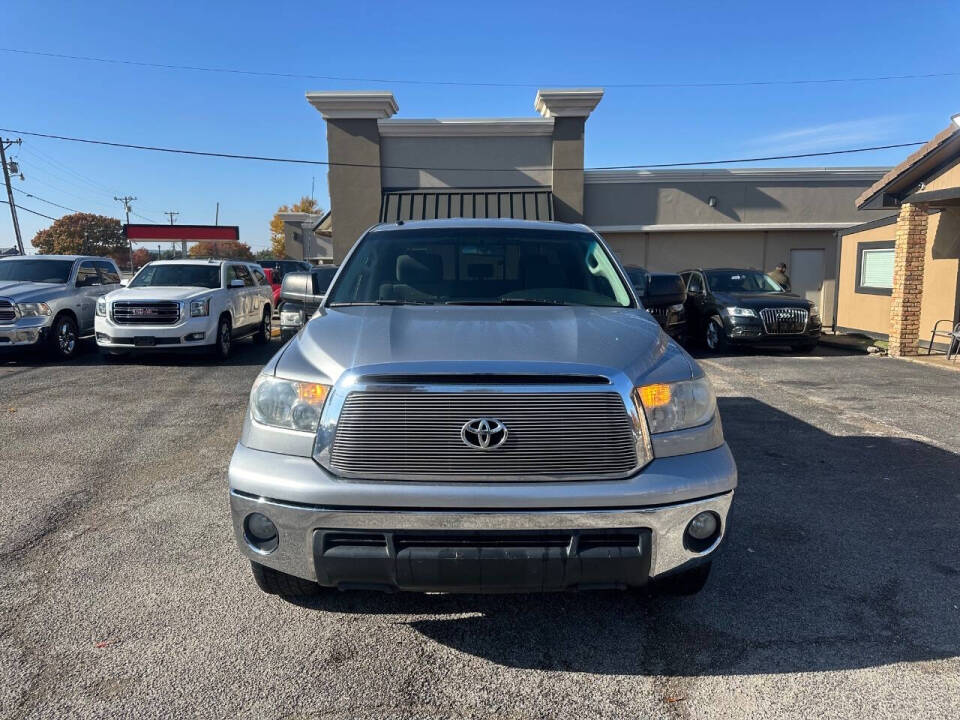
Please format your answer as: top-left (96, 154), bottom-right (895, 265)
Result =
top-left (280, 308), bottom-right (305, 327)
top-left (725, 307), bottom-right (757, 318)
top-left (668, 303), bottom-right (685, 313)
top-left (809, 304), bottom-right (820, 318)
top-left (17, 302), bottom-right (52, 318)
top-left (635, 376), bottom-right (716, 434)
top-left (96, 297), bottom-right (107, 317)
top-left (190, 298), bottom-right (210, 317)
top-left (250, 375), bottom-right (330, 433)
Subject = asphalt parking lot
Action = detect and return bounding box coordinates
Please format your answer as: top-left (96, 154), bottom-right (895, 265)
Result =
top-left (1, 340), bottom-right (958, 719)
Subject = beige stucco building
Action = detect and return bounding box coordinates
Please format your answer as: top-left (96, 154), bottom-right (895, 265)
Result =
top-left (303, 88), bottom-right (891, 324)
top-left (836, 122), bottom-right (960, 355)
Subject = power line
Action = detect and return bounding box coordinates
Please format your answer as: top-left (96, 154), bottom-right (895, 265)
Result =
top-left (3, 46), bottom-right (960, 89)
top-left (0, 127), bottom-right (928, 171)
top-left (0, 198), bottom-right (57, 221)
top-left (13, 187), bottom-right (82, 213)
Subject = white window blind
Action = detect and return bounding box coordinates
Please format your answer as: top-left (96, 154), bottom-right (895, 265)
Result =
top-left (861, 248), bottom-right (894, 288)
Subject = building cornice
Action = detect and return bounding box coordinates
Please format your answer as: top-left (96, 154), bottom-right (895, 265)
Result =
top-left (592, 222), bottom-right (864, 233)
top-left (585, 167), bottom-right (890, 184)
top-left (535, 88), bottom-right (604, 118)
top-left (306, 91), bottom-right (398, 119)
top-left (377, 118), bottom-right (554, 137)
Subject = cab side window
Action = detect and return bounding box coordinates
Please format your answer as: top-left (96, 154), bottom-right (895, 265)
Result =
top-left (251, 267), bottom-right (267, 285)
top-left (236, 265), bottom-right (255, 287)
top-left (76, 262), bottom-right (101, 287)
top-left (95, 260), bottom-right (121, 285)
top-left (686, 273), bottom-right (703, 294)
top-left (225, 265), bottom-right (240, 287)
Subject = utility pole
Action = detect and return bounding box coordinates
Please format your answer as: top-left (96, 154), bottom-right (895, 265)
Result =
top-left (164, 211), bottom-right (179, 225)
top-left (163, 211), bottom-right (184, 256)
top-left (114, 195), bottom-right (137, 274)
top-left (215, 202), bottom-right (219, 225)
top-left (1, 138), bottom-right (24, 255)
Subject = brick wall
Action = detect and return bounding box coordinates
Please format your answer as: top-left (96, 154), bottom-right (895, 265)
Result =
top-left (887, 202), bottom-right (928, 356)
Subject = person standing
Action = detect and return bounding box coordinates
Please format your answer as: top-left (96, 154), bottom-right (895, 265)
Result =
top-left (768, 262), bottom-right (791, 291)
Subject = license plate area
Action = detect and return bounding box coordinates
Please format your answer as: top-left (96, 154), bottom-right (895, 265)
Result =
top-left (133, 336), bottom-right (156, 347)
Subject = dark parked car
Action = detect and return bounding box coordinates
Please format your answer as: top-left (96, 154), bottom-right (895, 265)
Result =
top-left (257, 259), bottom-right (312, 283)
top-left (624, 266), bottom-right (687, 342)
top-left (679, 267), bottom-right (821, 352)
top-left (278, 265), bottom-right (338, 342)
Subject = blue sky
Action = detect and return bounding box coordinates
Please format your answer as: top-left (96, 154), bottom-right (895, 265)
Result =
top-left (3, 0), bottom-right (959, 251)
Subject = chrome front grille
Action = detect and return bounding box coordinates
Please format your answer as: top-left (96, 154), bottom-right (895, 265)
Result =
top-left (759, 307), bottom-right (808, 335)
top-left (112, 301), bottom-right (180, 325)
top-left (0, 299), bottom-right (15, 324)
top-left (329, 391), bottom-right (640, 481)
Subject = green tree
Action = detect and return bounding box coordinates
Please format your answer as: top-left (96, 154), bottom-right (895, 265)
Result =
top-left (270, 196), bottom-right (323, 258)
top-left (188, 240), bottom-right (254, 260)
top-left (32, 213), bottom-right (129, 265)
top-left (254, 248), bottom-right (276, 261)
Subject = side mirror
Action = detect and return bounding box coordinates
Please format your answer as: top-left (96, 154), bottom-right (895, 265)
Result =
top-left (280, 271), bottom-right (322, 304)
top-left (229, 278), bottom-right (245, 288)
top-left (120, 278), bottom-right (129, 287)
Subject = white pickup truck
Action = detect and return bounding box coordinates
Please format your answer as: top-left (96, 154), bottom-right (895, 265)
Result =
top-left (95, 259), bottom-right (274, 359)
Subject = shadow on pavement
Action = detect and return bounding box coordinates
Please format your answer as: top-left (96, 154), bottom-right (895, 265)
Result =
top-left (0, 337), bottom-right (280, 369)
top-left (293, 397), bottom-right (960, 676)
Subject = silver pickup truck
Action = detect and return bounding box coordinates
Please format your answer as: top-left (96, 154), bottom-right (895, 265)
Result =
top-left (0, 255), bottom-right (122, 359)
top-left (229, 219), bottom-right (736, 597)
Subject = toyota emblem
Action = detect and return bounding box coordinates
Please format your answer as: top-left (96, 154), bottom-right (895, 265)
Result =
top-left (460, 418), bottom-right (508, 450)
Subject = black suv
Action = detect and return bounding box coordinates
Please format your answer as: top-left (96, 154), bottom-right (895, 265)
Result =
top-left (258, 259), bottom-right (312, 282)
top-left (624, 266), bottom-right (687, 342)
top-left (679, 268), bottom-right (821, 352)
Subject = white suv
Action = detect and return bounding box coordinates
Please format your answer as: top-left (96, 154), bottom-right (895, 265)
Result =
top-left (95, 259), bottom-right (274, 359)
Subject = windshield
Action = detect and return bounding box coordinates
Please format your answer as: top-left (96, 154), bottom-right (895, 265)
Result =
top-left (327, 228), bottom-right (633, 307)
top-left (129, 264), bottom-right (221, 289)
top-left (0, 259), bottom-right (74, 284)
top-left (313, 267), bottom-right (337, 293)
top-left (706, 270), bottom-right (784, 294)
top-left (625, 267), bottom-right (648, 293)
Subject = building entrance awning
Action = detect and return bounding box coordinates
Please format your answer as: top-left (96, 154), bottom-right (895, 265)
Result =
top-left (380, 188), bottom-right (554, 223)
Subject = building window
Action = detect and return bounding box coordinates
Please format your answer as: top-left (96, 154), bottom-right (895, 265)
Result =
top-left (855, 240), bottom-right (895, 296)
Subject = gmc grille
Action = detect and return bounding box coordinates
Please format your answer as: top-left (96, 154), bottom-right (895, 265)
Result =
top-left (759, 307), bottom-right (808, 335)
top-left (329, 391), bottom-right (641, 481)
top-left (112, 301), bottom-right (180, 325)
top-left (0, 299), bottom-right (15, 324)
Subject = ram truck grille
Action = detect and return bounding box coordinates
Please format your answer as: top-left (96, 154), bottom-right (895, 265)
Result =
top-left (329, 391), bottom-right (640, 481)
top-left (759, 307), bottom-right (808, 335)
top-left (0, 300), bottom-right (15, 324)
top-left (112, 301), bottom-right (181, 325)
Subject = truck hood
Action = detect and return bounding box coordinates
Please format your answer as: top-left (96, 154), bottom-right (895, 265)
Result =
top-left (0, 281), bottom-right (67, 303)
top-left (273, 305), bottom-right (697, 386)
top-left (105, 286), bottom-right (214, 302)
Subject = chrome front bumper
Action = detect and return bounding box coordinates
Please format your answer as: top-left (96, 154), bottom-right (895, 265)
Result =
top-left (0, 319), bottom-right (47, 347)
top-left (230, 488), bottom-right (734, 588)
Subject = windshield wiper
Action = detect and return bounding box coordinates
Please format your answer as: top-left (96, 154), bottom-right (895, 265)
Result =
top-left (329, 299), bottom-right (437, 306)
top-left (446, 298), bottom-right (572, 306)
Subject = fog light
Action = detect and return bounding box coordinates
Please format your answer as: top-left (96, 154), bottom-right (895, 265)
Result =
top-left (687, 512), bottom-right (719, 540)
top-left (244, 512), bottom-right (278, 553)
top-left (185, 332), bottom-right (206, 342)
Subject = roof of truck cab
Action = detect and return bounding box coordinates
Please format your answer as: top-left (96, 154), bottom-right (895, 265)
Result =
top-left (0, 254), bottom-right (112, 263)
top-left (367, 218), bottom-right (591, 233)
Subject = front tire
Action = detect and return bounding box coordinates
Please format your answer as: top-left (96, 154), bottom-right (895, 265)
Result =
top-left (653, 561), bottom-right (712, 596)
top-left (211, 316), bottom-right (232, 360)
top-left (48, 313), bottom-right (80, 360)
top-left (250, 562), bottom-right (322, 597)
top-left (704, 316), bottom-right (729, 353)
top-left (253, 308), bottom-right (271, 345)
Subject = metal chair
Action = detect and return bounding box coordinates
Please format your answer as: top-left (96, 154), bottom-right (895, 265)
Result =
top-left (928, 320), bottom-right (960, 360)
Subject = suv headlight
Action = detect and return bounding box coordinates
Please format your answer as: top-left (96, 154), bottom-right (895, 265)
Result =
top-left (280, 307), bottom-right (305, 328)
top-left (725, 306), bottom-right (757, 318)
top-left (809, 304), bottom-right (820, 319)
top-left (190, 298), bottom-right (210, 317)
top-left (96, 297), bottom-right (107, 317)
top-left (635, 376), bottom-right (716, 434)
top-left (17, 302), bottom-right (52, 318)
top-left (250, 375), bottom-right (330, 433)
